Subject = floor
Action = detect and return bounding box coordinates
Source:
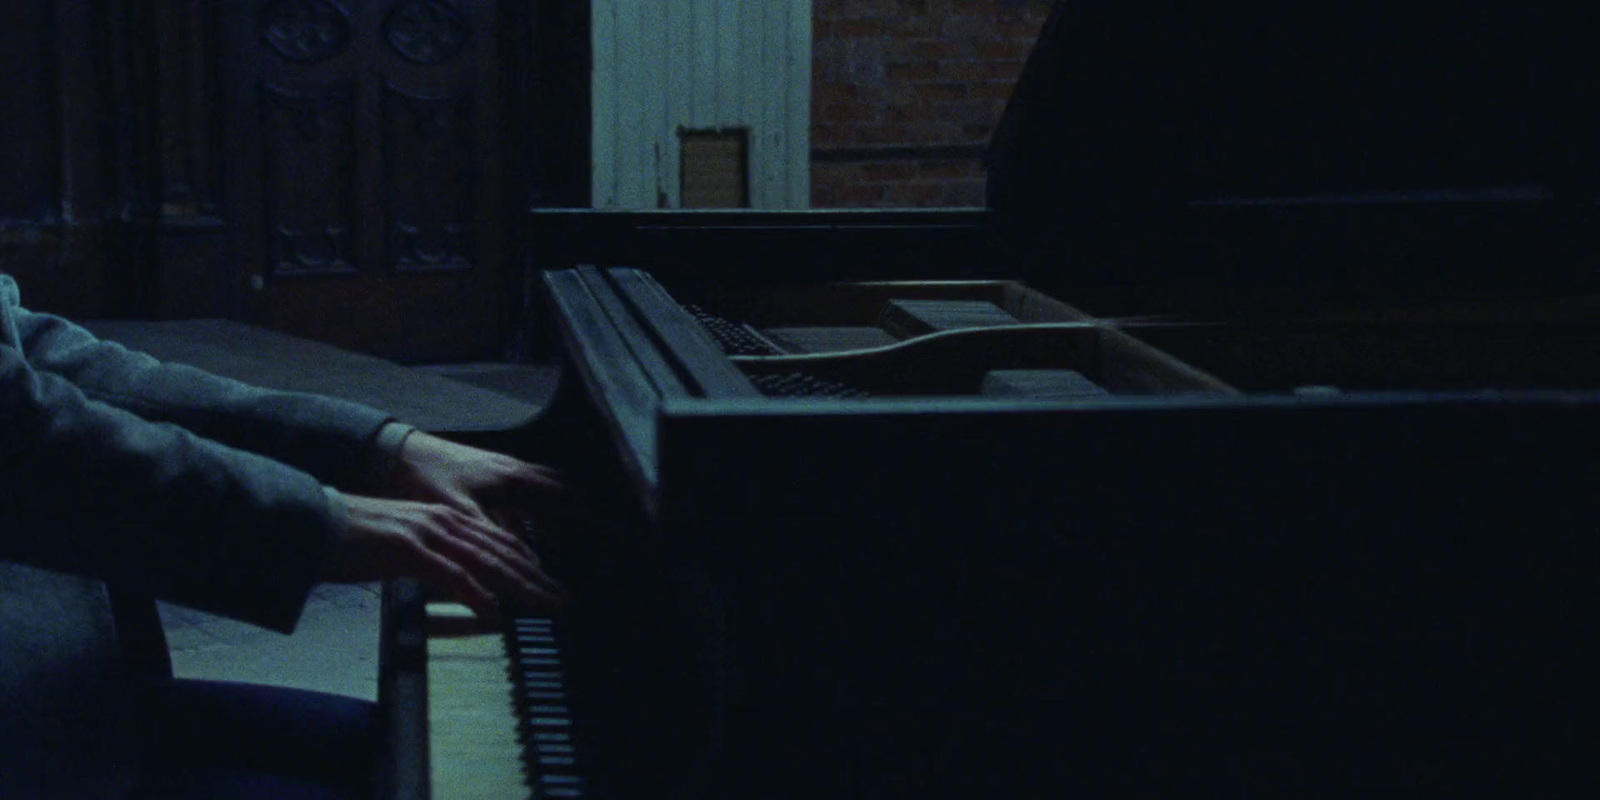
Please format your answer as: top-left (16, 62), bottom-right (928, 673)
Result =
top-left (159, 584), bottom-right (384, 700)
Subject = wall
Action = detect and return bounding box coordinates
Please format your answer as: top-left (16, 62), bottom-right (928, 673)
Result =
top-left (811, 0), bottom-right (1054, 208)
top-left (0, 0), bottom-right (157, 318)
top-left (591, 0), bottom-right (813, 209)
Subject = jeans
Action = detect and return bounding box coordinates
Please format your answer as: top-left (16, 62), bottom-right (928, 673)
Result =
top-left (129, 679), bottom-right (378, 800)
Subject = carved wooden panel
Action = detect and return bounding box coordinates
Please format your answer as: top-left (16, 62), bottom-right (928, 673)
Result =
top-left (383, 87), bottom-right (474, 273)
top-left (203, 0), bottom-right (592, 359)
top-left (260, 85), bottom-right (358, 276)
top-left (260, 0), bottom-right (351, 63)
top-left (1, 0), bottom-right (588, 332)
top-left (383, 0), bottom-right (469, 64)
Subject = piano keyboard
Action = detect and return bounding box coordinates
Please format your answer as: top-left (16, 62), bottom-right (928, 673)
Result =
top-left (424, 606), bottom-right (594, 800)
top-left (509, 616), bottom-right (590, 799)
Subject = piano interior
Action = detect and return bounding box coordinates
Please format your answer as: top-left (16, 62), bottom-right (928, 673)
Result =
top-left (675, 280), bottom-right (1600, 398)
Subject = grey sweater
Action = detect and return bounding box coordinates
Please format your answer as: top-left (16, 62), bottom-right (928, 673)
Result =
top-left (2, 273), bottom-right (422, 798)
top-left (1, 273), bottom-right (413, 632)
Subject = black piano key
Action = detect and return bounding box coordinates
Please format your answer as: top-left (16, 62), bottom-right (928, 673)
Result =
top-left (506, 613), bottom-right (601, 799)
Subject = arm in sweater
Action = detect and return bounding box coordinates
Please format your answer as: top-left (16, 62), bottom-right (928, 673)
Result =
top-left (10, 303), bottom-right (414, 495)
top-left (2, 338), bottom-right (338, 633)
top-left (1, 276), bottom-right (559, 625)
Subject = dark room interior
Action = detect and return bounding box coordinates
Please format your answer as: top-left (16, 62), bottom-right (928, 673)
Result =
top-left (4, 2), bottom-right (1598, 798)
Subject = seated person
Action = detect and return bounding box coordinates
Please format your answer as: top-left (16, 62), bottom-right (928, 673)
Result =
top-left (0, 272), bottom-right (572, 799)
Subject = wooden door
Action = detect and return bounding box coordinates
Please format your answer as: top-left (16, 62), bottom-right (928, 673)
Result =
top-left (220, 0), bottom-right (514, 361)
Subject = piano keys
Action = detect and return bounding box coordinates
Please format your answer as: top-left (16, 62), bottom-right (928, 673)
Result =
top-left (384, 499), bottom-right (724, 800)
top-left (421, 603), bottom-right (529, 800)
top-left (424, 608), bottom-right (588, 800)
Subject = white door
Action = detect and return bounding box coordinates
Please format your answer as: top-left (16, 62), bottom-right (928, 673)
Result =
top-left (592, 0), bottom-right (813, 209)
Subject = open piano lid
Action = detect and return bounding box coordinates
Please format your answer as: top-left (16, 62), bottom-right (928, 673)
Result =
top-left (987, 2), bottom-right (1600, 296)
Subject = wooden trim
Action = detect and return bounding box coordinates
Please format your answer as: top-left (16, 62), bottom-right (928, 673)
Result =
top-left (378, 579), bottom-right (430, 800)
top-left (542, 268), bottom-right (669, 508)
top-left (528, 207), bottom-right (993, 227)
top-left (811, 144), bottom-right (989, 164)
top-left (526, 207), bottom-right (1004, 283)
top-left (607, 267), bottom-right (761, 397)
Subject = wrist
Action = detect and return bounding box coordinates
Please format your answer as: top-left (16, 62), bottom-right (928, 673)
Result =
top-left (371, 421), bottom-right (419, 492)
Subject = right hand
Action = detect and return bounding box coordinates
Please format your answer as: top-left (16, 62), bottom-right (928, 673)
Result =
top-left (322, 493), bottom-right (568, 623)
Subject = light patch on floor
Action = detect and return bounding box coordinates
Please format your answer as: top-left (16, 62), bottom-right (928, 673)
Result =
top-left (158, 582), bottom-right (382, 701)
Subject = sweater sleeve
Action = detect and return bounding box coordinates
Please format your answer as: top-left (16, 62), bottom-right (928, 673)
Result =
top-left (2, 340), bottom-right (340, 633)
top-left (11, 306), bottom-right (409, 495)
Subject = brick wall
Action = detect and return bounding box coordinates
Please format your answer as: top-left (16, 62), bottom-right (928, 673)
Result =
top-left (811, 0), bottom-right (1055, 208)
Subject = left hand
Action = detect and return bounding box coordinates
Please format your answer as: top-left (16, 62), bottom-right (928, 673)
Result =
top-left (387, 432), bottom-right (578, 585)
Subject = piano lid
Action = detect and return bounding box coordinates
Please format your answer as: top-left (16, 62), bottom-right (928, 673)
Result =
top-left (986, 2), bottom-right (1600, 291)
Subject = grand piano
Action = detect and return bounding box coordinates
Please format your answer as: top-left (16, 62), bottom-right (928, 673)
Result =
top-left (387, 3), bottom-right (1600, 798)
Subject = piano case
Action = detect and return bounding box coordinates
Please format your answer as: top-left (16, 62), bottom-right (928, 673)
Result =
top-left (506, 3), bottom-right (1600, 798)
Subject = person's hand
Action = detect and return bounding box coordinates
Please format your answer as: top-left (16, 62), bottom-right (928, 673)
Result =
top-left (323, 493), bottom-right (568, 622)
top-left (387, 430), bottom-right (576, 543)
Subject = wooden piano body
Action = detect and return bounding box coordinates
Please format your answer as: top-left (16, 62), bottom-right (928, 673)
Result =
top-left (397, 266), bottom-right (1600, 799)
top-left (392, 2), bottom-right (1600, 797)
